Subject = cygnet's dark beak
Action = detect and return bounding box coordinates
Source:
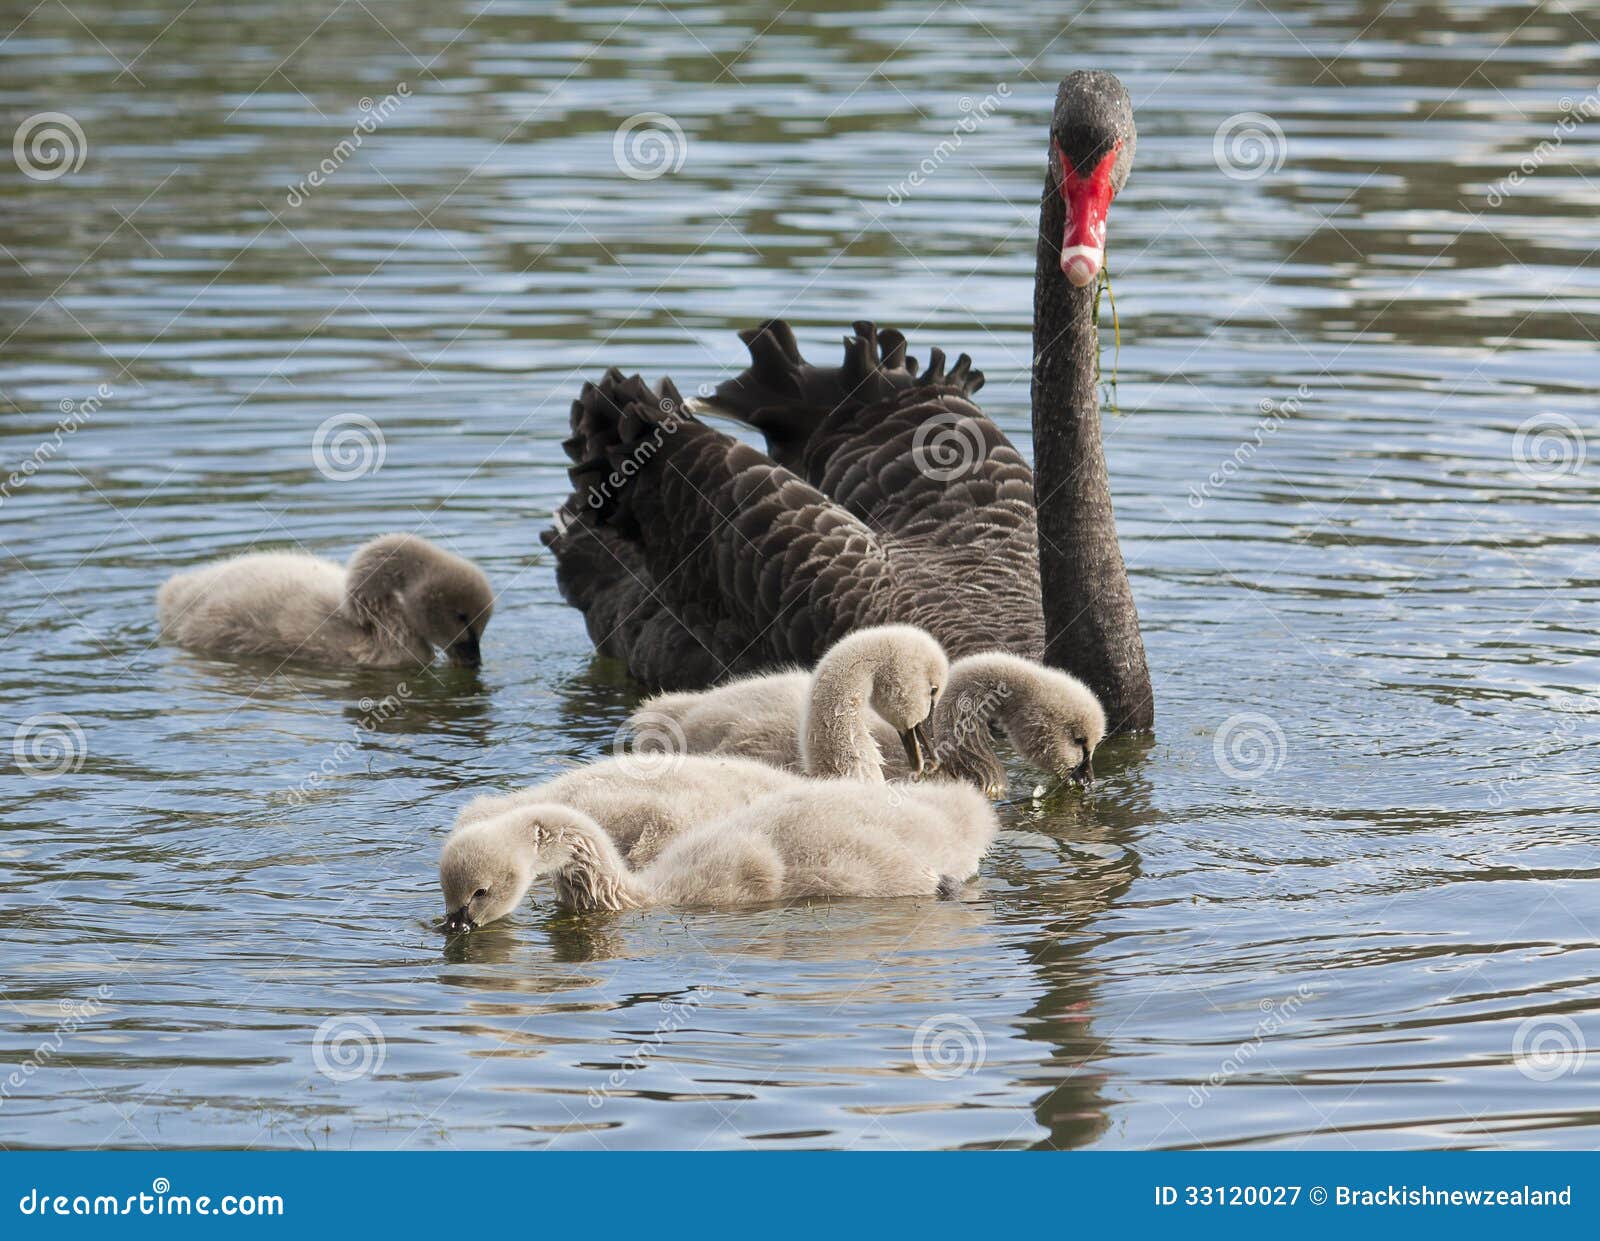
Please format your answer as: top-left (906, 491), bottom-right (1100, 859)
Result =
top-left (1070, 751), bottom-right (1095, 789)
top-left (444, 906), bottom-right (475, 934)
top-left (448, 633), bottom-right (481, 668)
top-left (900, 721), bottom-right (933, 777)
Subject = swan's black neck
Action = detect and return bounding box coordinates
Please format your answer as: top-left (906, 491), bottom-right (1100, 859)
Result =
top-left (1031, 167), bottom-right (1154, 734)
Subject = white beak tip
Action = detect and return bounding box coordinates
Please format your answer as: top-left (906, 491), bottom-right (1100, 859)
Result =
top-left (1060, 245), bottom-right (1103, 288)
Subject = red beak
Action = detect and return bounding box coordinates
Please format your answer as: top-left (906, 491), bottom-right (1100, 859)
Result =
top-left (1054, 140), bottom-right (1121, 288)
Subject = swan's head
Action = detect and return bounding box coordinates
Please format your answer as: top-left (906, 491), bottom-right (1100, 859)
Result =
top-left (440, 812), bottom-right (535, 932)
top-left (998, 658), bottom-right (1106, 787)
top-left (805, 625), bottom-right (949, 778)
top-left (940, 653), bottom-right (1107, 792)
top-left (861, 625), bottom-right (948, 776)
top-left (352, 534), bottom-right (495, 667)
top-left (1049, 70), bottom-right (1136, 289)
top-left (405, 542), bottom-right (494, 668)
top-left (441, 803), bottom-right (636, 930)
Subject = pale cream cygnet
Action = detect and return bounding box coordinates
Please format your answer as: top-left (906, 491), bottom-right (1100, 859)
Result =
top-left (157, 533), bottom-right (493, 668)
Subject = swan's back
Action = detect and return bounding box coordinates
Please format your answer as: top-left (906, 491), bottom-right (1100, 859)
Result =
top-left (709, 324), bottom-right (1045, 662)
top-left (702, 321), bottom-right (1039, 584)
top-left (546, 329), bottom-right (1046, 694)
top-left (752, 786), bottom-right (942, 897)
top-left (639, 821), bottom-right (785, 908)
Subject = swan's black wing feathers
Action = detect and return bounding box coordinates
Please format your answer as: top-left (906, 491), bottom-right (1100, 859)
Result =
top-left (547, 369), bottom-right (898, 688)
top-left (697, 321), bottom-right (1045, 657)
top-left (541, 502), bottom-right (728, 689)
top-left (701, 320), bottom-right (980, 474)
top-left (702, 322), bottom-right (1033, 542)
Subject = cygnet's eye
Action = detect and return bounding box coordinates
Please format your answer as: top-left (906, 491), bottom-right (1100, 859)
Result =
top-left (1073, 736), bottom-right (1088, 751)
top-left (929, 686), bottom-right (940, 700)
top-left (473, 887), bottom-right (488, 900)
top-left (456, 611), bottom-right (470, 623)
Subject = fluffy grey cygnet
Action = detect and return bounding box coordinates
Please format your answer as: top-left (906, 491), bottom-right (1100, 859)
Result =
top-left (632, 625), bottom-right (947, 781)
top-left (157, 533), bottom-right (493, 668)
top-left (439, 779), bottom-right (997, 928)
top-left (636, 639), bottom-right (1105, 796)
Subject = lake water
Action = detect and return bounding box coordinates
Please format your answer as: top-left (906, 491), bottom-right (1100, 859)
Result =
top-left (2, 0), bottom-right (1597, 1150)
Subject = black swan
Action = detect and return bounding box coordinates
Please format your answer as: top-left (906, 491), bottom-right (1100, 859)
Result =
top-left (544, 70), bottom-right (1154, 734)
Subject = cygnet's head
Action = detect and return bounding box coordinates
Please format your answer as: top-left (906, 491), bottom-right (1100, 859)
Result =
top-left (350, 534), bottom-right (494, 667)
top-left (440, 803), bottom-right (627, 931)
top-left (835, 625), bottom-right (948, 775)
top-left (996, 656), bottom-right (1106, 784)
top-left (440, 812), bottom-right (535, 932)
top-left (943, 653), bottom-right (1106, 790)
